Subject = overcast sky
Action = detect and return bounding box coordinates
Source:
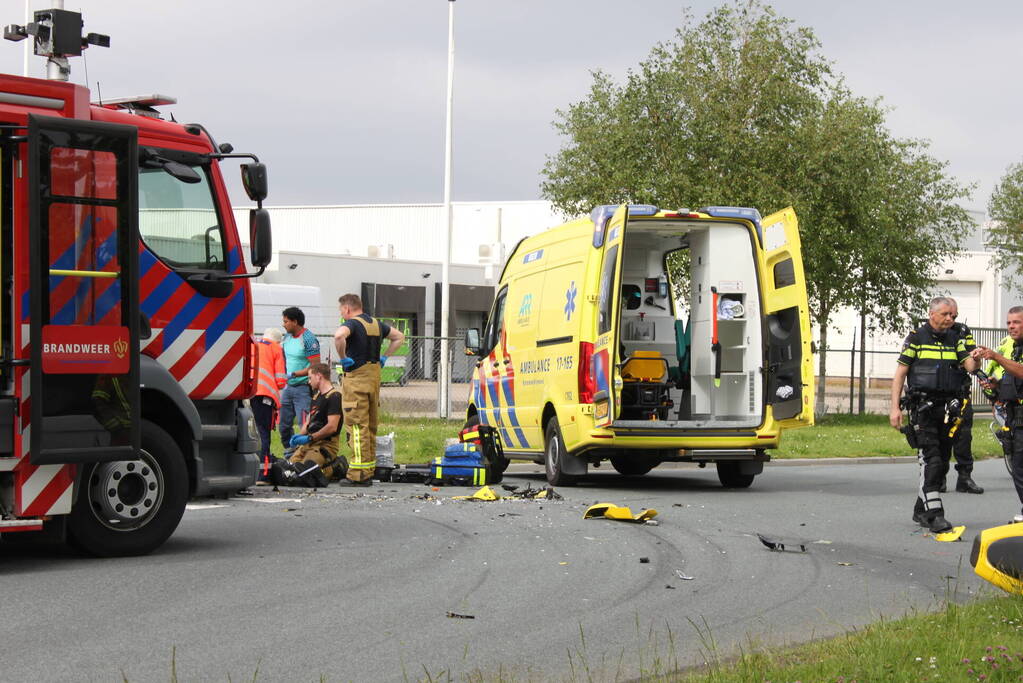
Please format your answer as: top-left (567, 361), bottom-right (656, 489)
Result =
top-left (3, 1), bottom-right (1020, 212)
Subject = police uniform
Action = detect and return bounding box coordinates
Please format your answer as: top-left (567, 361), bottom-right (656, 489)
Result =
top-left (897, 323), bottom-right (971, 528)
top-left (339, 314), bottom-right (391, 484)
top-left (948, 321), bottom-right (983, 493)
top-left (985, 336), bottom-right (1023, 516)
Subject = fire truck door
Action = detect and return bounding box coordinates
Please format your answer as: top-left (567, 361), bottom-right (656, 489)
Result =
top-left (27, 115), bottom-right (141, 465)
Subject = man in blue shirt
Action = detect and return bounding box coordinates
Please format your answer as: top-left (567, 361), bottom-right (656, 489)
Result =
top-left (280, 306), bottom-right (321, 450)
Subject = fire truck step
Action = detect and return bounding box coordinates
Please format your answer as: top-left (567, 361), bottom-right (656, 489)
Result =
top-left (0, 458), bottom-right (18, 472)
top-left (0, 519), bottom-right (44, 532)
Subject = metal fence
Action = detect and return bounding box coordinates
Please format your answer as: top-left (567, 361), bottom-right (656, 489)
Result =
top-left (317, 335), bottom-right (471, 419)
top-left (823, 326), bottom-right (1005, 415)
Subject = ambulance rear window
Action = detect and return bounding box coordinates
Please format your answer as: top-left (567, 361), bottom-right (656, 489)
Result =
top-left (597, 245), bottom-right (619, 335)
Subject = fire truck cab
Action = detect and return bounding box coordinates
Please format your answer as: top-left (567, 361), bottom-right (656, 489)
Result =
top-left (0, 9), bottom-right (273, 555)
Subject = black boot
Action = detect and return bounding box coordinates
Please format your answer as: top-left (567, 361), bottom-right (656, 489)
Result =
top-left (955, 475), bottom-right (984, 494)
top-left (927, 514), bottom-right (953, 533)
top-left (939, 480), bottom-right (947, 493)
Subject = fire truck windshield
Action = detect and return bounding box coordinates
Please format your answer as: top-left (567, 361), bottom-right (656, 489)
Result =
top-left (138, 161), bottom-right (227, 271)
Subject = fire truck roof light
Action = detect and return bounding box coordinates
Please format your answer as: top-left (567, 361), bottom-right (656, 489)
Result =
top-left (98, 94), bottom-right (177, 108)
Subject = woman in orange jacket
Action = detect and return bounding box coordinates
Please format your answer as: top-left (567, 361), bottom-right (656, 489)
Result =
top-left (254, 327), bottom-right (288, 480)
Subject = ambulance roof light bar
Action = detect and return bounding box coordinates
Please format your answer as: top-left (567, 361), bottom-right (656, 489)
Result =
top-left (4, 8), bottom-right (109, 82)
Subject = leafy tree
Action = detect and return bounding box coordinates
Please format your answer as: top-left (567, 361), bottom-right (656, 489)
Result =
top-left (987, 161), bottom-right (1023, 289)
top-left (541, 1), bottom-right (973, 413)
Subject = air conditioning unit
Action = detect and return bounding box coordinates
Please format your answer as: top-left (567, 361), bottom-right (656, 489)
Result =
top-left (478, 242), bottom-right (505, 265)
top-left (368, 244), bottom-right (395, 259)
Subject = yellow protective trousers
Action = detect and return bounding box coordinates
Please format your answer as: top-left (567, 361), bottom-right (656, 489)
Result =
top-left (341, 363), bottom-right (380, 482)
top-left (289, 436), bottom-right (343, 480)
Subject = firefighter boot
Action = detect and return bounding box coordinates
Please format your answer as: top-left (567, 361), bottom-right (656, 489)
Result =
top-left (955, 475), bottom-right (984, 494)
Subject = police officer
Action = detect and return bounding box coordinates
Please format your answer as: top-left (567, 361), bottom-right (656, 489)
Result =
top-left (972, 305), bottom-right (1023, 523)
top-left (889, 296), bottom-right (979, 533)
top-left (943, 299), bottom-right (984, 494)
top-left (333, 294), bottom-right (405, 487)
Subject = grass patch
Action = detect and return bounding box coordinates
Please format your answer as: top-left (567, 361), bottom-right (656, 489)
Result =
top-left (670, 593), bottom-right (1023, 683)
top-left (268, 415), bottom-right (462, 464)
top-left (776, 413), bottom-right (1005, 460)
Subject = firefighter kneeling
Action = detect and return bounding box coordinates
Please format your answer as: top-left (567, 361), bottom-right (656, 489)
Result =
top-left (890, 297), bottom-right (980, 534)
top-left (270, 362), bottom-right (345, 487)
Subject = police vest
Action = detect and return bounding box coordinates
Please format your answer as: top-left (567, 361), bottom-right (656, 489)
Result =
top-left (905, 325), bottom-right (966, 395)
top-left (995, 338), bottom-right (1023, 402)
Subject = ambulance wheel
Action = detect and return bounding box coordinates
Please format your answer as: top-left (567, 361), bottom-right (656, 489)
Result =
top-left (716, 461), bottom-right (755, 489)
top-left (544, 420), bottom-right (577, 486)
top-left (610, 455), bottom-right (655, 477)
top-left (68, 420), bottom-right (188, 557)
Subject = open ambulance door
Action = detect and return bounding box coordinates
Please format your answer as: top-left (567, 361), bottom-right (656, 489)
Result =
top-left (27, 114), bottom-right (141, 465)
top-left (759, 207), bottom-right (814, 428)
top-left (592, 205), bottom-right (627, 428)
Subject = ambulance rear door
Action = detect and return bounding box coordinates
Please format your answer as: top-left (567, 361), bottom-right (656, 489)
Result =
top-left (592, 205), bottom-right (627, 428)
top-left (758, 207), bottom-right (814, 427)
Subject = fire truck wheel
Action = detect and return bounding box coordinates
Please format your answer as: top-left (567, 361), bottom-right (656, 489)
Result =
top-left (716, 461), bottom-right (756, 489)
top-left (68, 420), bottom-right (188, 557)
top-left (544, 420), bottom-right (577, 487)
top-left (609, 455), bottom-right (656, 477)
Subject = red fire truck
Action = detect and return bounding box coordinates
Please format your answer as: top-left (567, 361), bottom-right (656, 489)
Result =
top-left (0, 9), bottom-right (272, 555)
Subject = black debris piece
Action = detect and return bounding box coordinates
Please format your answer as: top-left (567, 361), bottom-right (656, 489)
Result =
top-left (757, 533), bottom-right (807, 553)
top-left (446, 612), bottom-right (475, 619)
top-left (639, 557), bottom-right (650, 564)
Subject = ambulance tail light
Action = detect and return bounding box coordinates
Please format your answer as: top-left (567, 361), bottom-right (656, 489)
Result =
top-left (578, 341), bottom-right (596, 404)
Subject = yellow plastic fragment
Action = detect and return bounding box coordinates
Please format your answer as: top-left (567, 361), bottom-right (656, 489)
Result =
top-left (453, 485), bottom-right (500, 501)
top-left (583, 503), bottom-right (658, 522)
top-left (935, 525), bottom-right (966, 542)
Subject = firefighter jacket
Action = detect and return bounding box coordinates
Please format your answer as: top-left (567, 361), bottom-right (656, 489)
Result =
top-left (897, 323), bottom-right (970, 396)
top-left (256, 339), bottom-right (287, 408)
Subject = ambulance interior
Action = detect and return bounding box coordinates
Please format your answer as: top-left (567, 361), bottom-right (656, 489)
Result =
top-left (615, 220), bottom-right (763, 428)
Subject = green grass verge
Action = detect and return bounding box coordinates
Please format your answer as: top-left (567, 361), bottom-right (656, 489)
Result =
top-left (670, 594), bottom-right (1023, 683)
top-left (776, 413), bottom-right (1004, 460)
top-left (268, 415), bottom-right (462, 464)
top-left (268, 412), bottom-right (1004, 464)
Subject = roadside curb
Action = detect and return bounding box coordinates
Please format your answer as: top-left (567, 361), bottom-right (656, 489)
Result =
top-left (503, 455), bottom-right (918, 474)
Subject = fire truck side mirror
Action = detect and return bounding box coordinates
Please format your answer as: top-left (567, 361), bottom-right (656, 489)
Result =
top-left (249, 208), bottom-right (272, 268)
top-left (241, 162), bottom-right (268, 203)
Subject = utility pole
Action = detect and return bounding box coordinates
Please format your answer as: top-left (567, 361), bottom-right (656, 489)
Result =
top-left (438, 0), bottom-right (455, 419)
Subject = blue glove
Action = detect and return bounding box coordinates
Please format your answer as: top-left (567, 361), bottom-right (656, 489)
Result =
top-left (380, 355), bottom-right (388, 367)
top-left (290, 434), bottom-right (311, 447)
top-left (340, 357), bottom-right (355, 370)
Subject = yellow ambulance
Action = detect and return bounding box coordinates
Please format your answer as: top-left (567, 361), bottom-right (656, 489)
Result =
top-left (464, 204), bottom-right (814, 487)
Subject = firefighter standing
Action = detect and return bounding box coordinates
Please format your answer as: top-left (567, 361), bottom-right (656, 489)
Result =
top-left (889, 296), bottom-right (978, 533)
top-left (972, 305), bottom-right (1023, 523)
top-left (333, 293), bottom-right (405, 487)
top-left (944, 299), bottom-right (984, 494)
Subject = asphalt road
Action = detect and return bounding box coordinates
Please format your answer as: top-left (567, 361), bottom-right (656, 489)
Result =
top-left (1, 457), bottom-right (1018, 682)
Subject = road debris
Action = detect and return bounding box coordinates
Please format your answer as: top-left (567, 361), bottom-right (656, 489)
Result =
top-left (583, 503), bottom-right (658, 522)
top-left (836, 562), bottom-right (853, 566)
top-left (674, 569), bottom-right (694, 580)
top-left (639, 557), bottom-right (650, 563)
top-left (757, 533), bottom-right (807, 553)
top-left (446, 612), bottom-right (475, 619)
top-left (934, 525), bottom-right (966, 542)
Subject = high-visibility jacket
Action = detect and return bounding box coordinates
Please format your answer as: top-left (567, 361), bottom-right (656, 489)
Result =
top-left (898, 323), bottom-right (968, 396)
top-left (256, 339), bottom-right (287, 407)
top-left (986, 335), bottom-right (1023, 400)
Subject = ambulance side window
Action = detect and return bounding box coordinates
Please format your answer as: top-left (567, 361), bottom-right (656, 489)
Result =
top-left (482, 288), bottom-right (507, 353)
top-left (597, 245), bottom-right (619, 335)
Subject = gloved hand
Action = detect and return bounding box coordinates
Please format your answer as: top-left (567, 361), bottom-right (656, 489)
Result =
top-left (380, 355), bottom-right (388, 367)
top-left (287, 372), bottom-right (295, 380)
top-left (340, 357), bottom-right (355, 370)
top-left (290, 434), bottom-right (311, 447)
